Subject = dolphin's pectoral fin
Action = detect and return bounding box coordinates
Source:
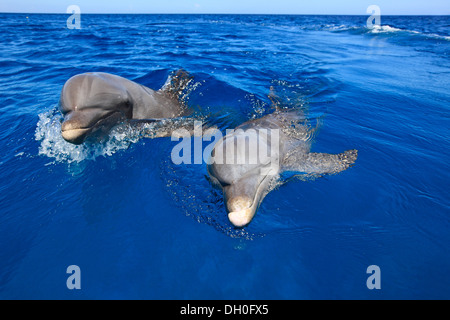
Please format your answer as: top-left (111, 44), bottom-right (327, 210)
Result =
top-left (282, 149), bottom-right (358, 176)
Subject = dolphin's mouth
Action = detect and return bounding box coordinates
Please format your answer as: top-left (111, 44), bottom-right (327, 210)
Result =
top-left (61, 111), bottom-right (122, 144)
top-left (61, 127), bottom-right (92, 145)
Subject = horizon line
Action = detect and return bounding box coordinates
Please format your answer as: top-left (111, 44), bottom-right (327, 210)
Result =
top-left (1, 12), bottom-right (449, 16)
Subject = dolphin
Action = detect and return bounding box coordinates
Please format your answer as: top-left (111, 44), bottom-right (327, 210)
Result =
top-left (59, 70), bottom-right (192, 144)
top-left (207, 109), bottom-right (358, 228)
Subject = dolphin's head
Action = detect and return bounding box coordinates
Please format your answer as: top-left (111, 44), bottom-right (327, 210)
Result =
top-left (208, 129), bottom-right (280, 227)
top-left (59, 73), bottom-right (133, 144)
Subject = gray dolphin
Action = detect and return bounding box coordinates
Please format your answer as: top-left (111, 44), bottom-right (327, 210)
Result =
top-left (59, 70), bottom-right (192, 144)
top-left (207, 110), bottom-right (358, 227)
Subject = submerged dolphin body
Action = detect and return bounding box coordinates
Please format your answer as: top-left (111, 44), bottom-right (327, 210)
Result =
top-left (59, 70), bottom-right (192, 144)
top-left (207, 110), bottom-right (358, 227)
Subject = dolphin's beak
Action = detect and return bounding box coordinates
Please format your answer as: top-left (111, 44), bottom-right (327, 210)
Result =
top-left (61, 117), bottom-right (92, 144)
top-left (228, 208), bottom-right (256, 228)
top-left (226, 196), bottom-right (257, 228)
top-left (60, 110), bottom-right (95, 144)
top-left (60, 109), bottom-right (121, 145)
top-left (61, 126), bottom-right (90, 145)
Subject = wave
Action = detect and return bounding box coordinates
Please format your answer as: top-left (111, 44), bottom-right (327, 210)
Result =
top-left (328, 24), bottom-right (450, 41)
top-left (368, 25), bottom-right (405, 33)
top-left (260, 20), bottom-right (450, 46)
top-left (367, 25), bottom-right (450, 41)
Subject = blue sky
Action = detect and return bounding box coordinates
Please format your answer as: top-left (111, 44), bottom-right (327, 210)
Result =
top-left (0, 0), bottom-right (449, 15)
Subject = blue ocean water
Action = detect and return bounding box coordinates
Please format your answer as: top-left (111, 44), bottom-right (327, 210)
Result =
top-left (0, 13), bottom-right (449, 299)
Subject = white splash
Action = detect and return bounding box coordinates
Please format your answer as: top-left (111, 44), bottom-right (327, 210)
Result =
top-left (35, 107), bottom-right (207, 164)
top-left (369, 25), bottom-right (407, 34)
top-left (35, 108), bottom-right (148, 163)
top-left (369, 25), bottom-right (450, 41)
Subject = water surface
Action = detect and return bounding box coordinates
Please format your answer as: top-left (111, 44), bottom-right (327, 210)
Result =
top-left (0, 14), bottom-right (449, 299)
